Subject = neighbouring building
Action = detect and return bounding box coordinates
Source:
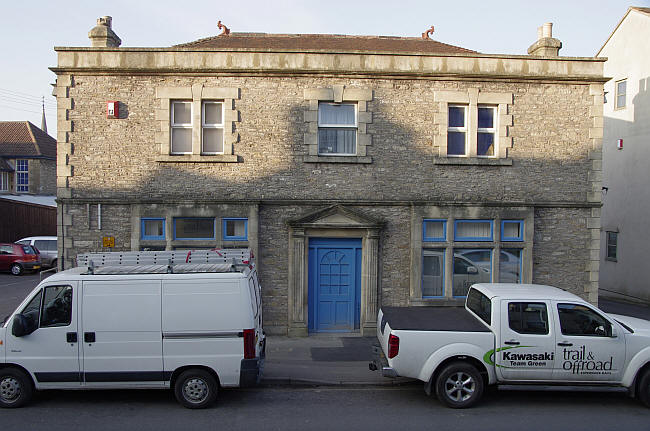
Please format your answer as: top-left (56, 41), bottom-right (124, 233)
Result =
top-left (598, 7), bottom-right (650, 302)
top-left (52, 17), bottom-right (605, 336)
top-left (0, 121), bottom-right (56, 196)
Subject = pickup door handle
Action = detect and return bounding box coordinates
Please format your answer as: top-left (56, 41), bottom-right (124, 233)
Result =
top-left (84, 332), bottom-right (96, 343)
top-left (557, 342), bottom-right (573, 347)
top-left (66, 332), bottom-right (77, 343)
top-left (504, 341), bottom-right (520, 346)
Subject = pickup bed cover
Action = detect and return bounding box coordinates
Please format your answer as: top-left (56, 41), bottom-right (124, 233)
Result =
top-left (381, 306), bottom-right (490, 332)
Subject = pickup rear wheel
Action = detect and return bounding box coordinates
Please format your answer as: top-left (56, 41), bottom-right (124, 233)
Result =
top-left (0, 368), bottom-right (33, 408)
top-left (174, 369), bottom-right (218, 409)
top-left (638, 369), bottom-right (650, 407)
top-left (435, 362), bottom-right (484, 409)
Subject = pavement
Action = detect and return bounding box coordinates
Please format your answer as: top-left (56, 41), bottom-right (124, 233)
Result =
top-left (260, 334), bottom-right (414, 387)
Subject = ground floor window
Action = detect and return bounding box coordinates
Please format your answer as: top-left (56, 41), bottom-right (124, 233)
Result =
top-left (173, 217), bottom-right (215, 240)
top-left (418, 214), bottom-right (529, 300)
top-left (422, 250), bottom-right (444, 297)
top-left (16, 159), bottom-right (28, 192)
top-left (453, 249), bottom-right (492, 297)
top-left (606, 231), bottom-right (617, 261)
top-left (223, 218), bottom-right (248, 241)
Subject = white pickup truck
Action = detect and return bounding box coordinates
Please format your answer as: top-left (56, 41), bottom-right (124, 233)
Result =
top-left (372, 283), bottom-right (650, 408)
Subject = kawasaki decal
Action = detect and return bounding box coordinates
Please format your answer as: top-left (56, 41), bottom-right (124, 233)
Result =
top-left (484, 345), bottom-right (553, 368)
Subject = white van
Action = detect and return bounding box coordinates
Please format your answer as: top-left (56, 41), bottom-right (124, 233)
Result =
top-left (0, 249), bottom-right (264, 409)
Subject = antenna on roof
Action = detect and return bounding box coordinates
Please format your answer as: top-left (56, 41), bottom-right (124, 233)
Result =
top-left (421, 25), bottom-right (435, 40)
top-left (217, 20), bottom-right (230, 37)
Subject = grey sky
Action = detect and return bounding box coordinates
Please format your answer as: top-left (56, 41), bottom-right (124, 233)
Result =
top-left (1, 0), bottom-right (646, 137)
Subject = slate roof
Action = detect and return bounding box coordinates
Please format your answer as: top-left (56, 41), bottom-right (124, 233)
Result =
top-left (175, 33), bottom-right (476, 55)
top-left (0, 121), bottom-right (56, 159)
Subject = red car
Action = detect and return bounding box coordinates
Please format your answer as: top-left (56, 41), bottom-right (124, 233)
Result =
top-left (0, 243), bottom-right (41, 275)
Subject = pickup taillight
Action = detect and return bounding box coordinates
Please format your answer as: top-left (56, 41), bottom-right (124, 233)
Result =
top-left (388, 334), bottom-right (399, 359)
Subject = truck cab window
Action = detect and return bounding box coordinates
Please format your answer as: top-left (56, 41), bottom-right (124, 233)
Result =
top-left (466, 288), bottom-right (491, 324)
top-left (41, 286), bottom-right (73, 327)
top-left (557, 303), bottom-right (611, 337)
top-left (508, 302), bottom-right (548, 335)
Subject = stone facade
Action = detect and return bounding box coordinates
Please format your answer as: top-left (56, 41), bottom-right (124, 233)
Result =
top-left (53, 26), bottom-right (605, 335)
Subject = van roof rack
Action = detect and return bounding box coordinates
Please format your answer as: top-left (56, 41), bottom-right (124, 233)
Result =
top-left (76, 249), bottom-right (254, 275)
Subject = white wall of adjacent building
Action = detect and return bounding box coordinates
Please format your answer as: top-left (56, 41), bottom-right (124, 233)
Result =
top-left (599, 8), bottom-right (650, 302)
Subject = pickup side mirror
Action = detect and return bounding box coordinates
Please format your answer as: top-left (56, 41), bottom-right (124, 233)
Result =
top-left (12, 314), bottom-right (37, 337)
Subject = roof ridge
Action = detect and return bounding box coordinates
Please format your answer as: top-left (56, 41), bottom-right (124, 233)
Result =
top-left (25, 121), bottom-right (42, 156)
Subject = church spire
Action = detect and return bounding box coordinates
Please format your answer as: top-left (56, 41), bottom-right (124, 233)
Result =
top-left (41, 96), bottom-right (47, 134)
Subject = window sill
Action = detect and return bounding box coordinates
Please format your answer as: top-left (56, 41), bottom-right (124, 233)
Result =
top-left (434, 157), bottom-right (512, 166)
top-left (605, 257), bottom-right (617, 262)
top-left (303, 155), bottom-right (372, 164)
top-left (156, 155), bottom-right (239, 163)
top-left (409, 298), bottom-right (466, 306)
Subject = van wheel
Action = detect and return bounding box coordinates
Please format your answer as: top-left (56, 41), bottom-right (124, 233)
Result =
top-left (638, 369), bottom-right (650, 407)
top-left (0, 368), bottom-right (33, 408)
top-left (435, 362), bottom-right (484, 409)
top-left (10, 264), bottom-right (23, 276)
top-left (174, 369), bottom-right (217, 409)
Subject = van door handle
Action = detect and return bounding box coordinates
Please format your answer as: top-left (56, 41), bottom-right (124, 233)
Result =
top-left (66, 332), bottom-right (77, 343)
top-left (504, 340), bottom-right (520, 345)
top-left (558, 342), bottom-right (573, 347)
top-left (84, 332), bottom-right (96, 343)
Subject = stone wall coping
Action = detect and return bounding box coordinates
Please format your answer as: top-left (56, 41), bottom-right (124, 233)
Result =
top-left (53, 46), bottom-right (606, 62)
top-left (52, 48), bottom-right (606, 82)
top-left (54, 197), bottom-right (602, 209)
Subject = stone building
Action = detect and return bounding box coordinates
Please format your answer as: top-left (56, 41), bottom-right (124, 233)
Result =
top-left (0, 121), bottom-right (56, 195)
top-left (52, 17), bottom-right (605, 336)
top-left (598, 7), bottom-right (650, 302)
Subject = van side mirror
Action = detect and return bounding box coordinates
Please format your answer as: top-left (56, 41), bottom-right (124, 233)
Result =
top-left (12, 314), bottom-right (37, 337)
top-left (467, 266), bottom-right (478, 274)
top-left (610, 326), bottom-right (618, 338)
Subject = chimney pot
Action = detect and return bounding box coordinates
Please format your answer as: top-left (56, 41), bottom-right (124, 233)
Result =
top-left (88, 15), bottom-right (122, 48)
top-left (528, 22), bottom-right (561, 57)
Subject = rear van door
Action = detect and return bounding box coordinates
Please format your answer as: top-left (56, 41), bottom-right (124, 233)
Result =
top-left (81, 280), bottom-right (164, 386)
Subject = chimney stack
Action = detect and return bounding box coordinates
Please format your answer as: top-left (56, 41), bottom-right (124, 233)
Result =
top-left (527, 22), bottom-right (561, 57)
top-left (88, 16), bottom-right (122, 48)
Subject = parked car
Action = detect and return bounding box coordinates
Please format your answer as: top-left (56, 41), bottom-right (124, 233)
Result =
top-left (0, 249), bottom-right (264, 408)
top-left (15, 236), bottom-right (57, 269)
top-left (0, 243), bottom-right (41, 276)
top-left (372, 283), bottom-right (650, 408)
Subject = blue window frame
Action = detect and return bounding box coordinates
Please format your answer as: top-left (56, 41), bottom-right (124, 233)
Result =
top-left (223, 218), bottom-right (248, 241)
top-left (141, 218), bottom-right (165, 240)
top-left (454, 220), bottom-right (493, 242)
top-left (423, 219), bottom-right (446, 242)
top-left (501, 220), bottom-right (524, 242)
top-left (173, 217), bottom-right (216, 240)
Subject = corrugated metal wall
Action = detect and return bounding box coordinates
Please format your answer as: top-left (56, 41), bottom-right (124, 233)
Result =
top-left (0, 198), bottom-right (56, 242)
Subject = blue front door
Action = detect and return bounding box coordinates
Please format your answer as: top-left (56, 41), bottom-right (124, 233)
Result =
top-left (308, 238), bottom-right (362, 332)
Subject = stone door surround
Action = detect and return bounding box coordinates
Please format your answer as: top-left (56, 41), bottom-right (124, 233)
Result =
top-left (287, 205), bottom-right (384, 336)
